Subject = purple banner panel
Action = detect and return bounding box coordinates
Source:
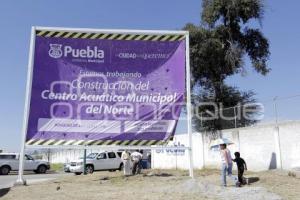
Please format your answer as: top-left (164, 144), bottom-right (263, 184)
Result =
top-left (25, 29), bottom-right (186, 146)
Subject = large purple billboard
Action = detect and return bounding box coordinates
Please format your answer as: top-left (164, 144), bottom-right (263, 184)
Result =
top-left (25, 28), bottom-right (186, 146)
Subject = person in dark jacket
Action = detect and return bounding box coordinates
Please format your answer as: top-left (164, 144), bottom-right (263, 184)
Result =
top-left (232, 152), bottom-right (247, 185)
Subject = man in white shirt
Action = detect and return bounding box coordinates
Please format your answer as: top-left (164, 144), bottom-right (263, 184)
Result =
top-left (131, 150), bottom-right (143, 175)
top-left (121, 150), bottom-right (131, 176)
top-left (220, 144), bottom-right (238, 187)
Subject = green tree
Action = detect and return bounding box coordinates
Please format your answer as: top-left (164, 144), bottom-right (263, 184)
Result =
top-left (185, 0), bottom-right (270, 134)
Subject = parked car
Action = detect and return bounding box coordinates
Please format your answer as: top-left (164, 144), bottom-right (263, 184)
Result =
top-left (64, 157), bottom-right (83, 173)
top-left (69, 151), bottom-right (123, 175)
top-left (0, 153), bottom-right (50, 175)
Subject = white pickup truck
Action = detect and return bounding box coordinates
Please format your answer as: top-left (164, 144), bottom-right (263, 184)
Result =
top-left (0, 153), bottom-right (50, 175)
top-left (69, 151), bottom-right (123, 175)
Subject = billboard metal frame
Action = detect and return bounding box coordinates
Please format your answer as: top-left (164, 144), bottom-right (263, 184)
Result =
top-left (16, 26), bottom-right (194, 184)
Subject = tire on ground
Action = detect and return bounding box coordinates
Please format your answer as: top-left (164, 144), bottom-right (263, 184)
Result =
top-left (36, 165), bottom-right (47, 174)
top-left (86, 165), bottom-right (94, 174)
top-left (0, 165), bottom-right (11, 175)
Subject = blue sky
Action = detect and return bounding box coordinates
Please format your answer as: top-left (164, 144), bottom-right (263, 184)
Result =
top-left (0, 0), bottom-right (300, 151)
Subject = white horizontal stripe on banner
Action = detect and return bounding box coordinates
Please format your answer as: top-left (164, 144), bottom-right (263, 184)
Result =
top-left (124, 120), bottom-right (176, 133)
top-left (38, 118), bottom-right (121, 134)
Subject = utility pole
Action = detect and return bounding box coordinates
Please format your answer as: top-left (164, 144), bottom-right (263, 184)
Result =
top-left (83, 148), bottom-right (87, 175)
top-left (273, 97), bottom-right (283, 169)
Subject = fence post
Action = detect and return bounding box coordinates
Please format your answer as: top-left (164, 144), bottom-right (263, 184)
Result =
top-left (83, 148), bottom-right (87, 175)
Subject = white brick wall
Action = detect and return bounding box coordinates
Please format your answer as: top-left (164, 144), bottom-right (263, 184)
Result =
top-left (152, 121), bottom-right (300, 171)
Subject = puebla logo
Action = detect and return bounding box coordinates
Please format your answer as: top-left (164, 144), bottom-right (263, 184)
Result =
top-left (48, 44), bottom-right (104, 59)
top-left (49, 44), bottom-right (63, 58)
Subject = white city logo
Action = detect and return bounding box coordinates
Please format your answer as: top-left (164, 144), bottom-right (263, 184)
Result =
top-left (49, 44), bottom-right (63, 58)
top-left (49, 44), bottom-right (104, 59)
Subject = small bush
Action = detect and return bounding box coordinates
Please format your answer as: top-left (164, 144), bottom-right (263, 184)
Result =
top-left (51, 163), bottom-right (64, 172)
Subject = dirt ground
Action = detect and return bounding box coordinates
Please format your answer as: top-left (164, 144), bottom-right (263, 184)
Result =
top-left (1, 169), bottom-right (300, 200)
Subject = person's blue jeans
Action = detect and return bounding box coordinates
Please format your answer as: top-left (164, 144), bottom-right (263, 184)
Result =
top-left (221, 163), bottom-right (236, 186)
